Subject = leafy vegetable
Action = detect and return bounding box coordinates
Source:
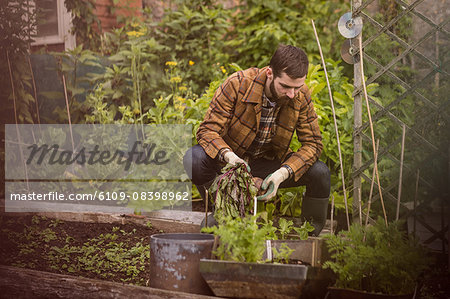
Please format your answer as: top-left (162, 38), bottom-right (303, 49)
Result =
top-left (209, 163), bottom-right (258, 218)
top-left (202, 215), bottom-right (277, 263)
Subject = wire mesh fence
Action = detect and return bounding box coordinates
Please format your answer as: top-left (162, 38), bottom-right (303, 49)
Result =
top-left (350, 0), bottom-right (449, 252)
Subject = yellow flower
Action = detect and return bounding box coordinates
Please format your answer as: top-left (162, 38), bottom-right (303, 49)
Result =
top-left (139, 27), bottom-right (147, 34)
top-left (130, 22), bottom-right (139, 28)
top-left (165, 61), bottom-right (177, 66)
top-left (126, 30), bottom-right (144, 37)
top-left (170, 76), bottom-right (182, 83)
top-left (189, 60), bottom-right (195, 66)
top-left (176, 96), bottom-right (185, 102)
top-left (220, 66), bottom-right (226, 74)
top-left (179, 86), bottom-right (188, 91)
top-left (174, 103), bottom-right (184, 111)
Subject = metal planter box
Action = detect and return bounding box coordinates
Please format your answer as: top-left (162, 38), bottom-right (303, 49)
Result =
top-left (199, 259), bottom-right (308, 299)
top-left (267, 237), bottom-right (329, 267)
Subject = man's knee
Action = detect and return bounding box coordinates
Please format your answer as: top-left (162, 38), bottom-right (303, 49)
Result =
top-left (308, 161), bottom-right (330, 191)
top-left (183, 144), bottom-right (206, 179)
top-left (183, 146), bottom-right (195, 180)
top-left (183, 144), bottom-right (218, 185)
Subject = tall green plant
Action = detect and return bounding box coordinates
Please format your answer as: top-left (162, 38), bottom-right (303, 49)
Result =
top-left (148, 0), bottom-right (231, 95)
top-left (48, 46), bottom-right (102, 123)
top-left (1, 0), bottom-right (38, 124)
top-left (85, 20), bottom-right (167, 122)
top-left (306, 60), bottom-right (355, 202)
top-left (323, 218), bottom-right (430, 295)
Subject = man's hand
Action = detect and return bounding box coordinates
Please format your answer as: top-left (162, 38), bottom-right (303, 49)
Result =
top-left (256, 167), bottom-right (289, 201)
top-left (224, 151), bottom-right (251, 172)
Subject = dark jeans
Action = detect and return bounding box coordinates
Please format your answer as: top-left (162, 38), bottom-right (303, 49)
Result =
top-left (183, 144), bottom-right (330, 198)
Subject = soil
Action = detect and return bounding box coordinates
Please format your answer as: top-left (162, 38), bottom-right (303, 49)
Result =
top-left (0, 214), bottom-right (162, 286)
top-left (0, 213), bottom-right (448, 298)
top-left (192, 198), bottom-right (209, 212)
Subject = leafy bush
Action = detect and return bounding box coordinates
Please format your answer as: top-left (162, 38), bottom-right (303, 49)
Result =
top-left (323, 218), bottom-right (430, 295)
top-left (202, 215), bottom-right (277, 263)
top-left (1, 0), bottom-right (38, 124)
top-left (202, 214), bottom-right (314, 263)
top-left (227, 0), bottom-right (348, 69)
top-left (148, 0), bottom-right (231, 95)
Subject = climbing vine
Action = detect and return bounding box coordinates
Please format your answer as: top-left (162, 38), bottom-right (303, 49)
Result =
top-left (64, 0), bottom-right (102, 50)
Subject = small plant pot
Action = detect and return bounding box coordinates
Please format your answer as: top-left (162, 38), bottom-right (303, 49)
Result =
top-left (149, 233), bottom-right (215, 295)
top-left (199, 259), bottom-right (308, 299)
top-left (326, 287), bottom-right (415, 299)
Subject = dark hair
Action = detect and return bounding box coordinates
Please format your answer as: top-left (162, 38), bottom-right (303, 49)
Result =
top-left (269, 44), bottom-right (309, 79)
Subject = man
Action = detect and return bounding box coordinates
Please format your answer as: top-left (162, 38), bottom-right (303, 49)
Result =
top-left (183, 44), bottom-right (330, 236)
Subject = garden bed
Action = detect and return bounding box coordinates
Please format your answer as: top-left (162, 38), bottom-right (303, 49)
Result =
top-left (0, 212), bottom-right (199, 286)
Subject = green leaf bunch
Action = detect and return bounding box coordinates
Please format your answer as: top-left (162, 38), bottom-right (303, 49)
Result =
top-left (202, 215), bottom-right (277, 263)
top-left (64, 0), bottom-right (102, 50)
top-left (277, 218), bottom-right (314, 240)
top-left (227, 0), bottom-right (348, 69)
top-left (202, 214), bottom-right (314, 263)
top-left (209, 163), bottom-right (258, 218)
top-left (323, 218), bottom-right (431, 295)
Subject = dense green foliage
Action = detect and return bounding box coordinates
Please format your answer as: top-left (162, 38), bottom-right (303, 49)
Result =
top-left (64, 0), bottom-right (102, 50)
top-left (202, 215), bottom-right (277, 263)
top-left (1, 215), bottom-right (152, 285)
top-left (0, 0), bottom-right (38, 124)
top-left (227, 0), bottom-right (347, 68)
top-left (202, 214), bottom-right (313, 263)
top-left (323, 218), bottom-right (430, 295)
top-left (8, 0), bottom-right (447, 221)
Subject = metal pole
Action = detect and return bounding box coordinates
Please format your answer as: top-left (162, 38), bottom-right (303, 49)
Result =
top-left (396, 124), bottom-right (406, 220)
top-left (353, 0), bottom-right (363, 223)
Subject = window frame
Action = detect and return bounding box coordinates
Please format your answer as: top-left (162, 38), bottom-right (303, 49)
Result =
top-left (31, 0), bottom-right (75, 50)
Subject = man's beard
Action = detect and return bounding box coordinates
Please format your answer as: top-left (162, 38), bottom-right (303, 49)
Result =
top-left (269, 80), bottom-right (289, 107)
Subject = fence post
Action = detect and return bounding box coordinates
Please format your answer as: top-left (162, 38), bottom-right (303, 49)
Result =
top-left (353, 0), bottom-right (363, 221)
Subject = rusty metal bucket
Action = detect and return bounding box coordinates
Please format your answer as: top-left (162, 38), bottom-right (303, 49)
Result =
top-left (149, 233), bottom-right (215, 295)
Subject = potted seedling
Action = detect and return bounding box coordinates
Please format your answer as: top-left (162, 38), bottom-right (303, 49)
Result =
top-left (198, 163), bottom-right (326, 298)
top-left (207, 163), bottom-right (326, 266)
top-left (323, 218), bottom-right (431, 299)
top-left (200, 214), bottom-right (310, 299)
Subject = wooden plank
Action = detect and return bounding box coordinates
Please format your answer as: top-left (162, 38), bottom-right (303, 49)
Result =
top-left (0, 265), bottom-right (218, 299)
top-left (0, 210), bottom-right (203, 233)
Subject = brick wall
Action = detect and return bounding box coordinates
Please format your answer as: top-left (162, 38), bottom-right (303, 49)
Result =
top-left (95, 0), bottom-right (143, 32)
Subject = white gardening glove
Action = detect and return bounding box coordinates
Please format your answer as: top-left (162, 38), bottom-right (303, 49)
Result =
top-left (223, 151), bottom-right (251, 172)
top-left (256, 167), bottom-right (289, 201)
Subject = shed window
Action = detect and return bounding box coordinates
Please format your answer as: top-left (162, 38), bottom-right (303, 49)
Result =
top-left (32, 0), bottom-right (75, 50)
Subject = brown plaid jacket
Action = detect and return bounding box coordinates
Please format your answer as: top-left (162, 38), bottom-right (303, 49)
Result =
top-left (196, 66), bottom-right (323, 181)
